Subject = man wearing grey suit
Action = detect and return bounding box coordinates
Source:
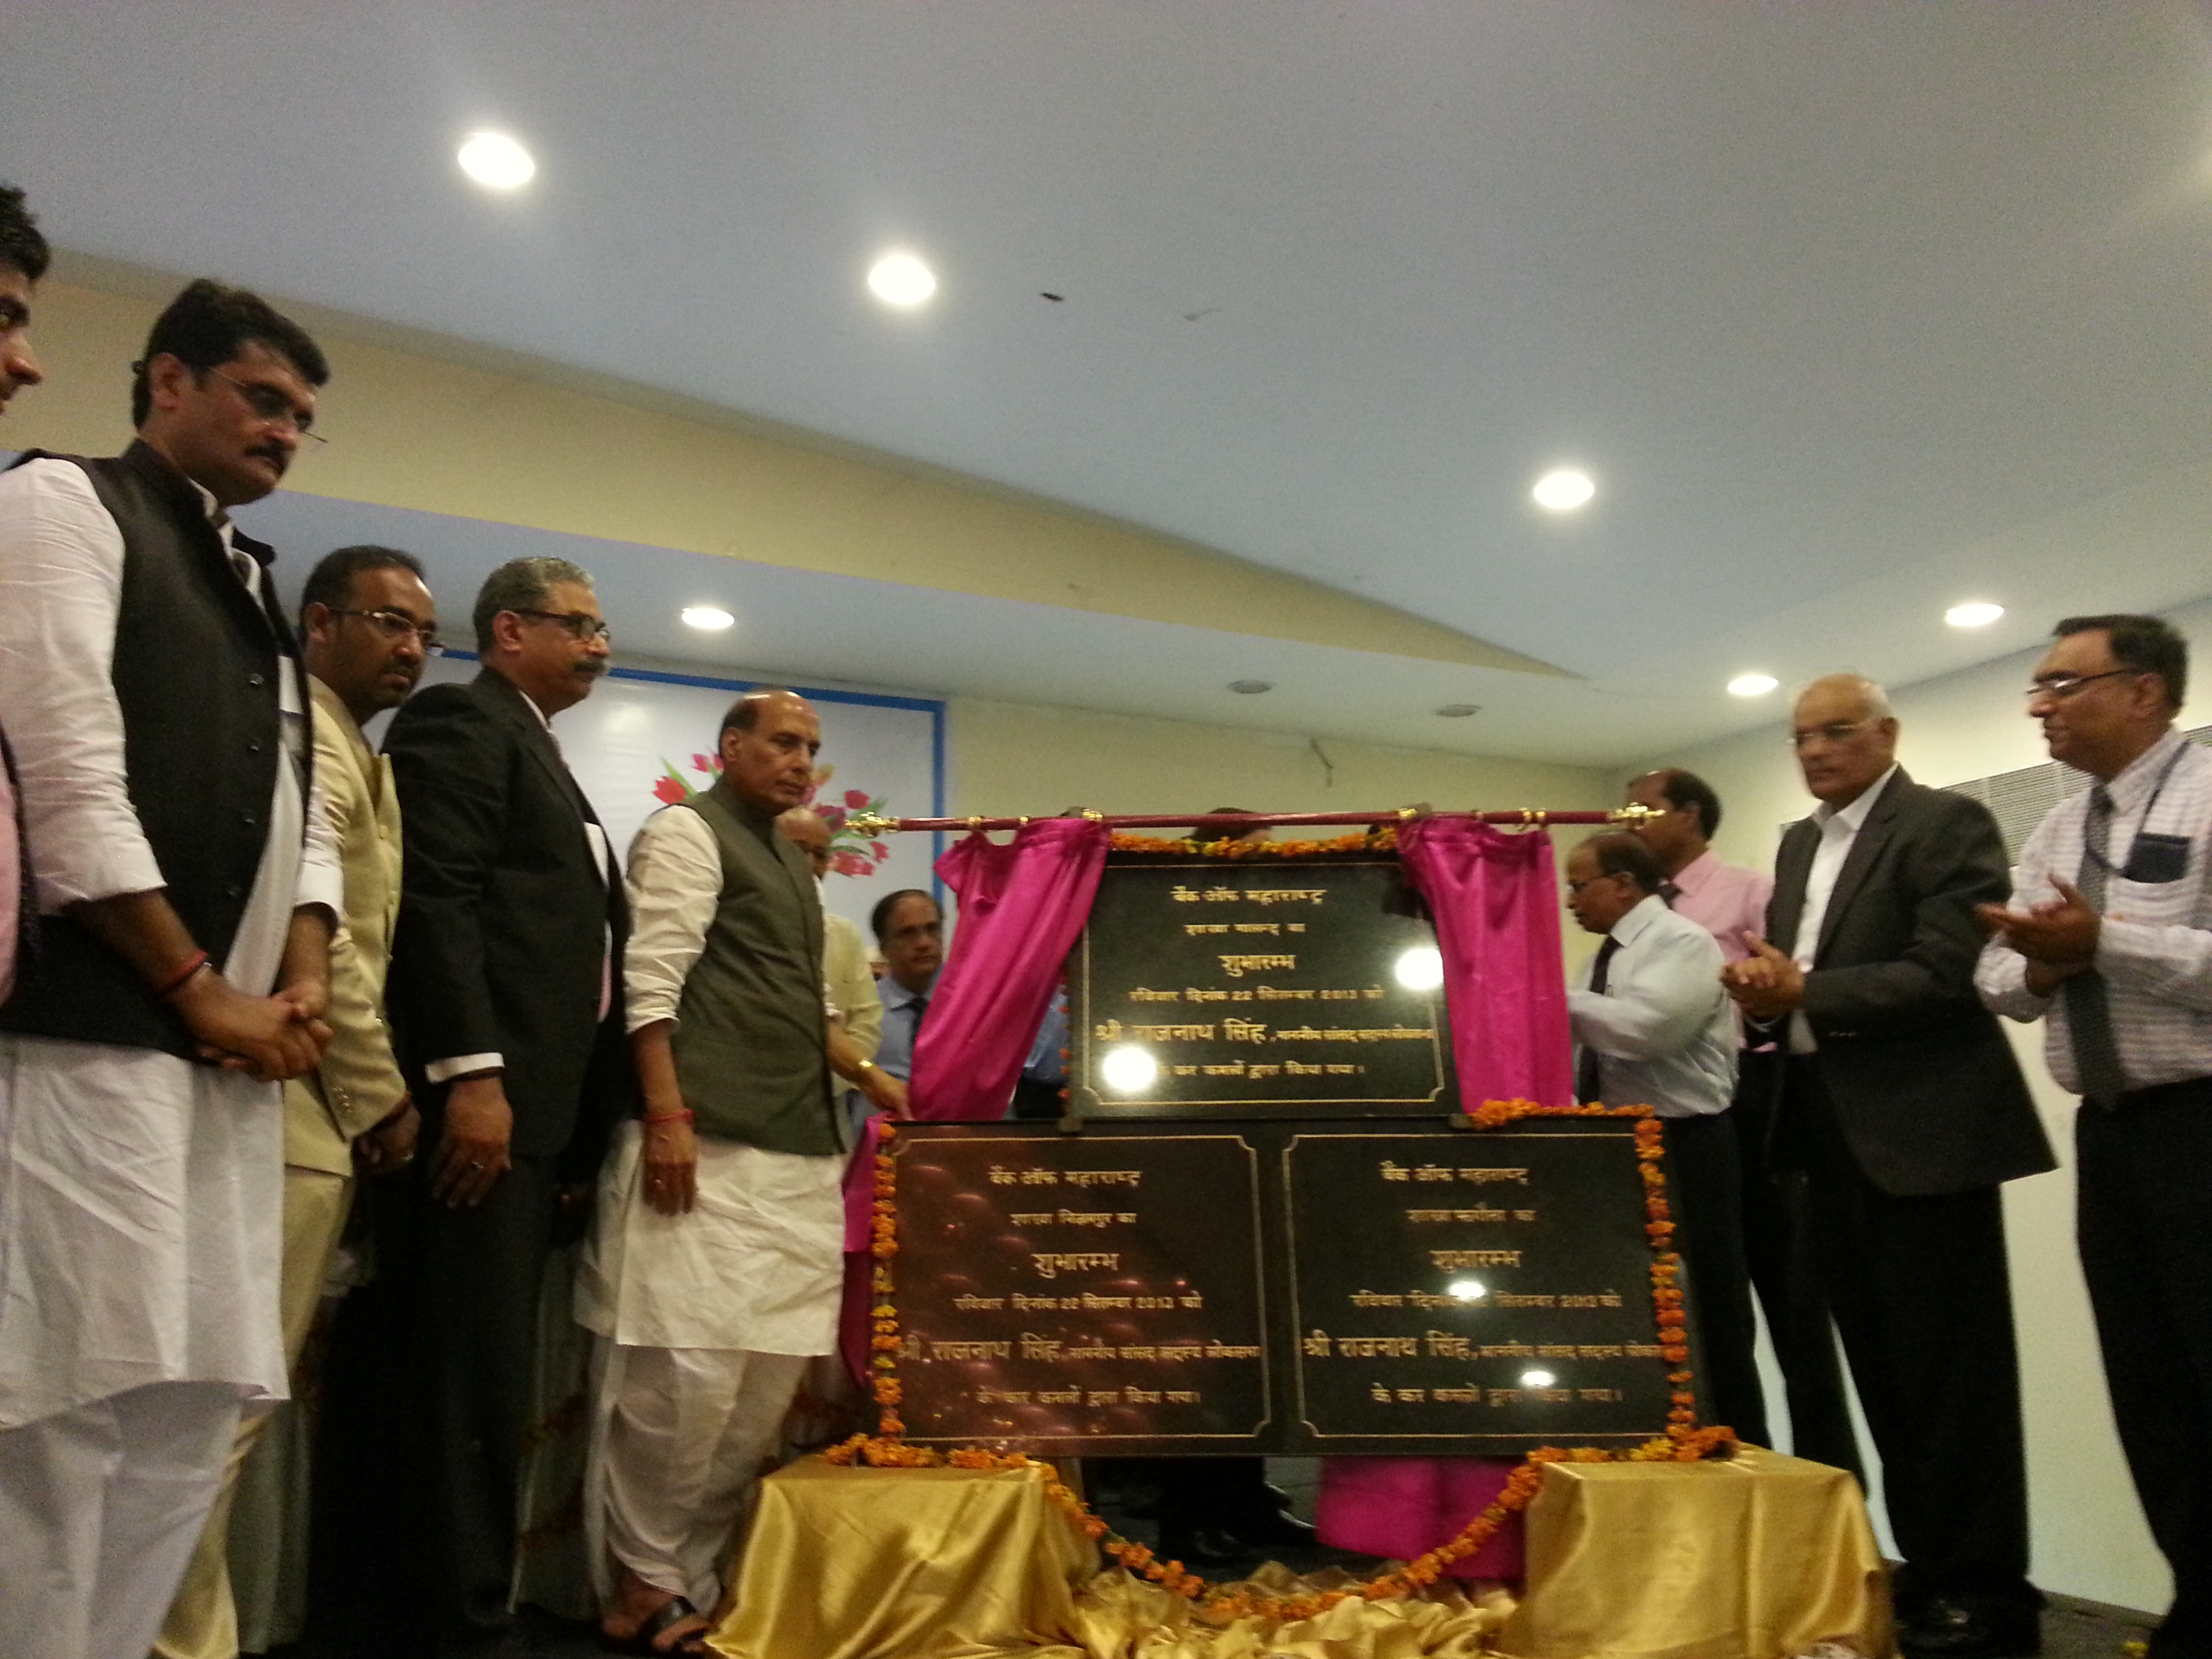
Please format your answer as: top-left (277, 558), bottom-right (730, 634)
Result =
top-left (1724, 674), bottom-right (2054, 1659)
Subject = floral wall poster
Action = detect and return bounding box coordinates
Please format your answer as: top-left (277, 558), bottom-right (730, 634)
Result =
top-left (407, 654), bottom-right (945, 935)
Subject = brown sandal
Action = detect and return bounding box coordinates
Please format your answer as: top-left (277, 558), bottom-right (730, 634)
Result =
top-left (600, 1595), bottom-right (710, 1656)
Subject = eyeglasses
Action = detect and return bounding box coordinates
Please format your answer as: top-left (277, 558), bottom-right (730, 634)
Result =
top-left (2025, 668), bottom-right (2143, 701)
top-left (1564, 874), bottom-right (1623, 895)
top-left (1786, 719), bottom-right (1876, 750)
top-left (210, 368), bottom-right (326, 445)
top-left (513, 608), bottom-right (612, 644)
top-left (326, 607), bottom-right (441, 652)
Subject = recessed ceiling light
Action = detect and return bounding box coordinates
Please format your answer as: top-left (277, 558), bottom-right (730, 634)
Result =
top-left (1228, 679), bottom-right (1273, 695)
top-left (1531, 468), bottom-right (1596, 512)
top-left (681, 606), bottom-right (735, 631)
top-left (867, 252), bottom-right (937, 307)
top-left (1727, 673), bottom-right (1780, 697)
top-left (457, 131), bottom-right (535, 190)
top-left (1435, 703), bottom-right (1481, 718)
top-left (1945, 602), bottom-right (2005, 629)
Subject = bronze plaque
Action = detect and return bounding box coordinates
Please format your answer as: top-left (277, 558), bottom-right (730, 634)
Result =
top-left (888, 1120), bottom-right (1687, 1455)
top-left (1070, 857), bottom-right (1452, 1117)
top-left (890, 1128), bottom-right (1271, 1451)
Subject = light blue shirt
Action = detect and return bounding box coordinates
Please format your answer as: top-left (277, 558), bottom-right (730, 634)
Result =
top-left (876, 972), bottom-right (936, 1081)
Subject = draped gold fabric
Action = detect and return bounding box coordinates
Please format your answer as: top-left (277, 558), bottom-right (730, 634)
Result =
top-left (1496, 1448), bottom-right (1894, 1659)
top-left (711, 1450), bottom-right (1891, 1659)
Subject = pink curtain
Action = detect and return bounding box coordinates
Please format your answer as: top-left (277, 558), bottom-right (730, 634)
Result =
top-left (1316, 819), bottom-right (1572, 1579)
top-left (1397, 816), bottom-right (1574, 1109)
top-left (910, 818), bottom-right (1111, 1120)
top-left (842, 818), bottom-right (1110, 1379)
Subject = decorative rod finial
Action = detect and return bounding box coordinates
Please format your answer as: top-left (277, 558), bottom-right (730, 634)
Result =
top-left (846, 811), bottom-right (897, 837)
top-left (1610, 804), bottom-right (1663, 827)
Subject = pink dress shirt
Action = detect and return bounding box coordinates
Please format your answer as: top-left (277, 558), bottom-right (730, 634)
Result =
top-left (1667, 849), bottom-right (1774, 964)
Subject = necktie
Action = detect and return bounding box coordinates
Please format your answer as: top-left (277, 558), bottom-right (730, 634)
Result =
top-left (909, 994), bottom-right (930, 1042)
top-left (2063, 786), bottom-right (2127, 1105)
top-left (1575, 937), bottom-right (1622, 1105)
top-left (1658, 880), bottom-right (1683, 906)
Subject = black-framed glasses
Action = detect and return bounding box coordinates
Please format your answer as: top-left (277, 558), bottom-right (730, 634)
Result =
top-left (326, 607), bottom-right (441, 653)
top-left (1787, 719), bottom-right (1876, 750)
top-left (513, 608), bottom-right (612, 644)
top-left (209, 367), bottom-right (326, 445)
top-left (2025, 668), bottom-right (2143, 701)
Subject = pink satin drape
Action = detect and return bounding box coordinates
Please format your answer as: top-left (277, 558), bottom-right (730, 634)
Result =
top-left (1315, 819), bottom-right (1573, 1578)
top-left (1397, 817), bottom-right (1573, 1111)
top-left (842, 819), bottom-right (1111, 1380)
top-left (909, 818), bottom-right (1111, 1121)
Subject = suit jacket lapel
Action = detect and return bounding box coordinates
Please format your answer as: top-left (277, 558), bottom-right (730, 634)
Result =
top-left (1770, 821), bottom-right (1818, 957)
top-left (478, 670), bottom-right (602, 844)
top-left (1814, 769), bottom-right (1909, 962)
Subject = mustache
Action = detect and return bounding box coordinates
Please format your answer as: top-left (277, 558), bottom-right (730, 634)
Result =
top-left (576, 655), bottom-right (610, 678)
top-left (249, 444), bottom-right (289, 476)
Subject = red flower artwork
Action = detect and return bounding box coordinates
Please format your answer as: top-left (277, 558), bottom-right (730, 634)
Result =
top-left (648, 756), bottom-right (895, 878)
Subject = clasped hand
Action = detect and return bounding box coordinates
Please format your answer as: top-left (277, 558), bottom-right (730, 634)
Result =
top-left (1976, 879), bottom-right (2100, 992)
top-left (181, 971), bottom-right (331, 1081)
top-left (1719, 935), bottom-right (1805, 1022)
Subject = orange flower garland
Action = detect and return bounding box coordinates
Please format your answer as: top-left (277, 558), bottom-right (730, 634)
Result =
top-left (1108, 826), bottom-right (1397, 859)
top-left (830, 1104), bottom-right (1738, 1622)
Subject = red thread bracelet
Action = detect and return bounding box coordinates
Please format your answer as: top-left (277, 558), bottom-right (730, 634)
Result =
top-left (153, 951), bottom-right (210, 1000)
top-left (642, 1109), bottom-right (694, 1125)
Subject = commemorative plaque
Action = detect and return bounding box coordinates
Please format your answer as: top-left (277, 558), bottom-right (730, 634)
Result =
top-left (884, 847), bottom-right (1698, 1455)
top-left (888, 1119), bottom-right (1689, 1454)
top-left (1070, 856), bottom-right (1452, 1116)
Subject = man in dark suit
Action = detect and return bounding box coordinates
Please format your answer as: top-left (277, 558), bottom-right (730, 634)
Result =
top-left (1724, 674), bottom-right (2055, 1659)
top-left (380, 556), bottom-right (631, 1656)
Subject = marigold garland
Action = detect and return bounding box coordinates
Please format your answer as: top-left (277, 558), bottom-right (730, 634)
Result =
top-left (835, 1104), bottom-right (1738, 1621)
top-left (1108, 826), bottom-right (1397, 859)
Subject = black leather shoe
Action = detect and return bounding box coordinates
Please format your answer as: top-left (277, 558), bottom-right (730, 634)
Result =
top-left (1898, 1597), bottom-right (2041, 1659)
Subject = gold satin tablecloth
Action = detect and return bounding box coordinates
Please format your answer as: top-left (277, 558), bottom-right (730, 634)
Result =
top-left (1496, 1448), bottom-right (1893, 1659)
top-left (710, 1449), bottom-right (1891, 1659)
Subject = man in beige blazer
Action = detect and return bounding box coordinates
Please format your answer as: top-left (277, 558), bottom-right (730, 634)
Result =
top-left (158, 544), bottom-right (437, 1659)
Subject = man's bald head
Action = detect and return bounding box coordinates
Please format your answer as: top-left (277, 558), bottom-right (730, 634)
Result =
top-left (1790, 675), bottom-right (1899, 808)
top-left (716, 689), bottom-right (821, 815)
top-left (777, 807), bottom-right (833, 877)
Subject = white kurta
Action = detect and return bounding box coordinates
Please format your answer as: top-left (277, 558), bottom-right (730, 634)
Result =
top-left (0, 459), bottom-right (341, 1430)
top-left (573, 805), bottom-right (845, 1357)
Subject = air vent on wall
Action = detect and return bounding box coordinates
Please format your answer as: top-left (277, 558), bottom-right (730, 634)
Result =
top-left (1940, 724), bottom-right (2212, 860)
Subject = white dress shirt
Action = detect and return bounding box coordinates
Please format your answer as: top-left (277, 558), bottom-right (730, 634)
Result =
top-left (1977, 729), bottom-right (2212, 1094)
top-left (1786, 765), bottom-right (1899, 1053)
top-left (1567, 894), bottom-right (1737, 1118)
top-left (0, 457), bottom-right (341, 1427)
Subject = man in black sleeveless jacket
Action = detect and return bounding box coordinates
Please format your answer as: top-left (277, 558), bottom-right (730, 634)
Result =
top-left (0, 279), bottom-right (340, 1659)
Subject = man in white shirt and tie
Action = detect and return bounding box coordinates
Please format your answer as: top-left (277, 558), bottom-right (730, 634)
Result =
top-left (1564, 832), bottom-right (1763, 1448)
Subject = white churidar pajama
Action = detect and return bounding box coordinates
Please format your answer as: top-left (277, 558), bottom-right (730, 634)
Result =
top-left (575, 806), bottom-right (847, 1615)
top-left (0, 460), bottom-right (340, 1659)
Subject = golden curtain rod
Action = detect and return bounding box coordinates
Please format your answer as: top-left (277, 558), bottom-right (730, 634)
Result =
top-left (843, 806), bottom-right (1659, 835)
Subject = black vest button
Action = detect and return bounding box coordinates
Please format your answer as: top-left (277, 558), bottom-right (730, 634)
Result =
top-left (247, 673), bottom-right (266, 688)
top-left (246, 741), bottom-right (263, 754)
top-left (241, 813), bottom-right (258, 827)
top-left (226, 884), bottom-right (245, 899)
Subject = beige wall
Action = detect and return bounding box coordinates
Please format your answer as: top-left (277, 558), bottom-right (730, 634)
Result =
top-left (1634, 602), bottom-right (2212, 1615)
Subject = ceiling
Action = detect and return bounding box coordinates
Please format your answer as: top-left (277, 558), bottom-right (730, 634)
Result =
top-left (6, 1), bottom-right (2212, 765)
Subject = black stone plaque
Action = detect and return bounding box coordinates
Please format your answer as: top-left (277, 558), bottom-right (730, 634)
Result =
top-left (888, 1120), bottom-right (1689, 1455)
top-left (1284, 1128), bottom-right (1680, 1448)
top-left (891, 1128), bottom-right (1271, 1451)
top-left (1069, 857), bottom-right (1453, 1117)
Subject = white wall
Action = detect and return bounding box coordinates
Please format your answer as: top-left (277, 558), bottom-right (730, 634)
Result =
top-left (1635, 598), bottom-right (2212, 1613)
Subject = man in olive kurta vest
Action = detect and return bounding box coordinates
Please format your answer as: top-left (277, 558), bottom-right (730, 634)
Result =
top-left (576, 689), bottom-right (846, 1656)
